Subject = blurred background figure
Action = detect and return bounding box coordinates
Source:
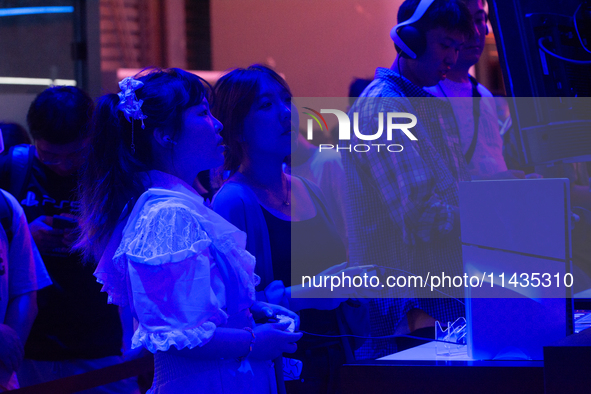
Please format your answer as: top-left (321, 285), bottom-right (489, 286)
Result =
top-left (0, 128), bottom-right (51, 392)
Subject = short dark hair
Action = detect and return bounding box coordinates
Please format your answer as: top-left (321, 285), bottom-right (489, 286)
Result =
top-left (397, 0), bottom-right (475, 41)
top-left (27, 86), bottom-right (94, 144)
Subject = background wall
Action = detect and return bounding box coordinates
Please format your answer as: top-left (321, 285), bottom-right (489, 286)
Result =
top-left (0, 94), bottom-right (37, 130)
top-left (0, 0), bottom-right (405, 127)
top-left (211, 0), bottom-right (403, 97)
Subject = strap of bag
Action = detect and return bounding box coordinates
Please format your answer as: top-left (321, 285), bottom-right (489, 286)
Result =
top-left (9, 145), bottom-right (35, 199)
top-left (0, 191), bottom-right (13, 243)
top-left (464, 76), bottom-right (482, 165)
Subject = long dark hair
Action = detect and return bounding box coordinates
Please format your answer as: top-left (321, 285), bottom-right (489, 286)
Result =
top-left (77, 68), bottom-right (209, 260)
top-left (212, 64), bottom-right (291, 178)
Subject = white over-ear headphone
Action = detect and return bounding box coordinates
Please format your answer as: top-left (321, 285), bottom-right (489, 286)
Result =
top-left (390, 0), bottom-right (435, 59)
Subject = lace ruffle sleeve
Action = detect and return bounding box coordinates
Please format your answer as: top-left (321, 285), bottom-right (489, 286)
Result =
top-left (114, 199), bottom-right (229, 353)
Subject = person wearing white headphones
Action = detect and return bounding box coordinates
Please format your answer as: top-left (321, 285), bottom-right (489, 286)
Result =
top-left (341, 0), bottom-right (475, 359)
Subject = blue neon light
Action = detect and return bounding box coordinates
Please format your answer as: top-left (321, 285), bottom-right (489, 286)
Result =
top-left (0, 6), bottom-right (74, 17)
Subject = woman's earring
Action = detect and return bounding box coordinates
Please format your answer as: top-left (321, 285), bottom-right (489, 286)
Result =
top-left (163, 136), bottom-right (177, 145)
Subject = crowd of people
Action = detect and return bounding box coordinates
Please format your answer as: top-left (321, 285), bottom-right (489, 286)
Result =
top-left (1, 0), bottom-right (587, 393)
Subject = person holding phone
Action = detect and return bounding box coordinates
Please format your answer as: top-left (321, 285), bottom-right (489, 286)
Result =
top-left (0, 87), bottom-right (134, 392)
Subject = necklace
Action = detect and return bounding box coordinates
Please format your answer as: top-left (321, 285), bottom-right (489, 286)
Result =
top-left (236, 170), bottom-right (290, 207)
top-left (438, 82), bottom-right (448, 98)
top-left (282, 173), bottom-right (291, 206)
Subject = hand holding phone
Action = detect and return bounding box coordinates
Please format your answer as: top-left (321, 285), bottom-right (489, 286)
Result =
top-left (52, 215), bottom-right (78, 230)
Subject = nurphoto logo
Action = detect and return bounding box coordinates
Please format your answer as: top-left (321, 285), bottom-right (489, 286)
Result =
top-left (303, 107), bottom-right (418, 153)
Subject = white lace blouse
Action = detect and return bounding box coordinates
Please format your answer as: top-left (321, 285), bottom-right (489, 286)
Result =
top-left (94, 174), bottom-right (259, 353)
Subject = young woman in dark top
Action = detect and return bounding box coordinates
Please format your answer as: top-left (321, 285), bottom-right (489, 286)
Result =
top-left (212, 65), bottom-right (367, 393)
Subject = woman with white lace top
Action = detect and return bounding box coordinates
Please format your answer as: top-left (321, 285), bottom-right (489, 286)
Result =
top-left (76, 68), bottom-right (301, 393)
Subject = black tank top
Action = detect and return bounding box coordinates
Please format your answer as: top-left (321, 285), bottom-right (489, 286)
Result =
top-left (261, 179), bottom-right (346, 352)
top-left (260, 179), bottom-right (347, 287)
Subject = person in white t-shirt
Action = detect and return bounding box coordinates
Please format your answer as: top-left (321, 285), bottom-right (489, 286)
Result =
top-left (424, 0), bottom-right (519, 178)
top-left (0, 188), bottom-right (52, 391)
top-left (0, 129), bottom-right (52, 391)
